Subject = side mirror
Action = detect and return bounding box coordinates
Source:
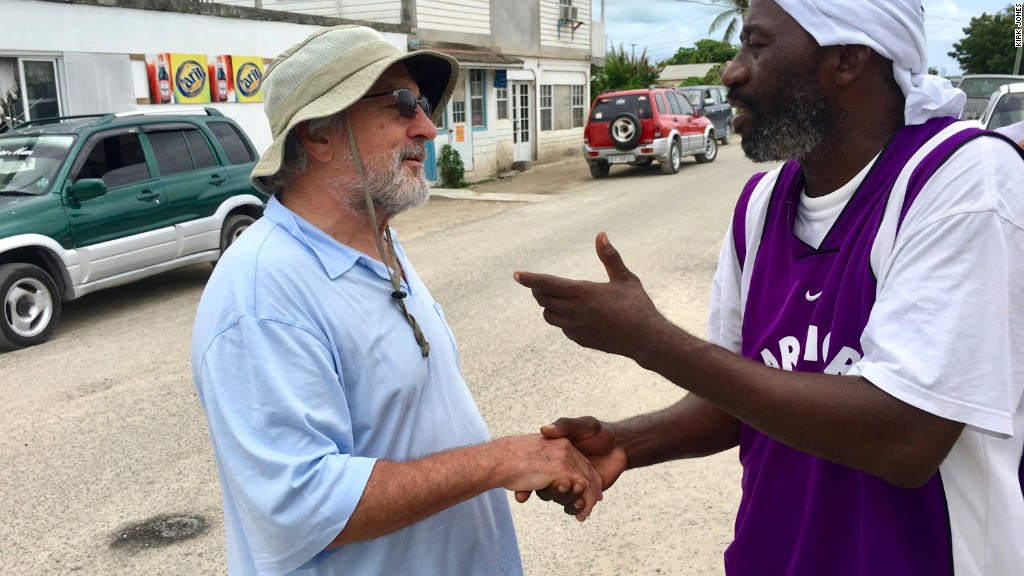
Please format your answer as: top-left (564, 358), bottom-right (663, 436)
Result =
top-left (69, 178), bottom-right (107, 202)
top-left (704, 97), bottom-right (715, 106)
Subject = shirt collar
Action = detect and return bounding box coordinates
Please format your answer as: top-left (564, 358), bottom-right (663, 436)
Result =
top-left (264, 195), bottom-right (406, 283)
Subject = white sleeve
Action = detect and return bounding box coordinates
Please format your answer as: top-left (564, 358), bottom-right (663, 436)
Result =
top-left (850, 135), bottom-right (1024, 437)
top-left (707, 224), bottom-right (744, 353)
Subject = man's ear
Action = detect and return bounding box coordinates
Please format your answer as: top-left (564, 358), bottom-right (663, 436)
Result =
top-left (831, 45), bottom-right (874, 87)
top-left (294, 121), bottom-right (338, 164)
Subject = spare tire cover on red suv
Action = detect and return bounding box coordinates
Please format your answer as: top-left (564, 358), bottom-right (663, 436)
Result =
top-left (609, 113), bottom-right (642, 150)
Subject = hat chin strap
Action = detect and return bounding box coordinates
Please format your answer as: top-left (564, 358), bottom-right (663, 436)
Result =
top-left (344, 112), bottom-right (431, 357)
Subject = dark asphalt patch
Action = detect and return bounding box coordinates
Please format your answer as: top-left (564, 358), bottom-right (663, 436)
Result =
top-left (110, 514), bottom-right (207, 551)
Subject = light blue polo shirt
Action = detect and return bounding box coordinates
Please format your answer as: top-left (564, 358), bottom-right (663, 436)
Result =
top-left (191, 197), bottom-right (522, 576)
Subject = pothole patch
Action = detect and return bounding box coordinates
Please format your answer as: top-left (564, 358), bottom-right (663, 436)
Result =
top-left (110, 514), bottom-right (207, 551)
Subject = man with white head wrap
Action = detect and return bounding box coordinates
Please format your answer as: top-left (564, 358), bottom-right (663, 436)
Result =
top-left (514, 0), bottom-right (1024, 574)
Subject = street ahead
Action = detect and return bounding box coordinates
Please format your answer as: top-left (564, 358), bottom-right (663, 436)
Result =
top-left (2, 143), bottom-right (761, 575)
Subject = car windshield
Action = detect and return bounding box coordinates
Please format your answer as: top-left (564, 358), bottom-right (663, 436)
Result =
top-left (679, 89), bottom-right (701, 106)
top-left (985, 93), bottom-right (1024, 131)
top-left (590, 94), bottom-right (653, 120)
top-left (959, 77), bottom-right (1020, 99)
top-left (0, 135), bottom-right (75, 195)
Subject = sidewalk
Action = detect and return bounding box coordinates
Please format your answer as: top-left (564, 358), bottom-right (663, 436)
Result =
top-left (430, 157), bottom-right (593, 202)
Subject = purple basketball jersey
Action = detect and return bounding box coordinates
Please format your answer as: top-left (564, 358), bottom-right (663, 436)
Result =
top-left (722, 117), bottom-right (1002, 575)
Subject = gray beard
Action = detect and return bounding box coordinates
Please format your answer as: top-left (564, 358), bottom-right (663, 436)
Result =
top-left (740, 85), bottom-right (835, 164)
top-left (333, 144), bottom-right (431, 219)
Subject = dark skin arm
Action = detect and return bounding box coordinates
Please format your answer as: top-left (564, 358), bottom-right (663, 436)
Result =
top-left (514, 233), bottom-right (964, 492)
top-left (516, 393), bottom-right (740, 513)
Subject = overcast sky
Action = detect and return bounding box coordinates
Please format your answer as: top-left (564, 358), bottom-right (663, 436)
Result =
top-left (592, 0), bottom-right (1016, 76)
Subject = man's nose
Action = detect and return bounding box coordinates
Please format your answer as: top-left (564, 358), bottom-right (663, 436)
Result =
top-left (721, 59), bottom-right (747, 88)
top-left (410, 105), bottom-right (438, 141)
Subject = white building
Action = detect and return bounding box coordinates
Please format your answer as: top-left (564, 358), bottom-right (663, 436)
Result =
top-left (0, 0), bottom-right (604, 181)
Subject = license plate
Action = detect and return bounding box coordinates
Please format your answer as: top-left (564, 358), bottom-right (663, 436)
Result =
top-left (608, 154), bottom-right (635, 164)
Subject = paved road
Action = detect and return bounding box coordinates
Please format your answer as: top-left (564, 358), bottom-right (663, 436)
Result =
top-left (1, 143), bottom-right (761, 575)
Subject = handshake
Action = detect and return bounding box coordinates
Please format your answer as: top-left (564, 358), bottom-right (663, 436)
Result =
top-left (501, 416), bottom-right (626, 522)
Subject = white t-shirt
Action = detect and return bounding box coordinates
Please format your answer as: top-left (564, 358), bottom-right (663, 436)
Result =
top-left (707, 125), bottom-right (1024, 575)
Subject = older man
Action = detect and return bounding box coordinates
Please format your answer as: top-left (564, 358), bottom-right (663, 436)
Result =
top-left (191, 25), bottom-right (600, 576)
top-left (515, 0), bottom-right (1024, 574)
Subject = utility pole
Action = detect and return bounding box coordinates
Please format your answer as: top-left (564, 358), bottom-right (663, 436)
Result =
top-left (1014, 45), bottom-right (1022, 75)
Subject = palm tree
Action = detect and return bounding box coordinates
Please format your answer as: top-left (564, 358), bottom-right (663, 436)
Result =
top-left (708, 0), bottom-right (749, 43)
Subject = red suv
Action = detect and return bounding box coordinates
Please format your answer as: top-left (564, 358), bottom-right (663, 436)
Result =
top-left (583, 85), bottom-right (716, 179)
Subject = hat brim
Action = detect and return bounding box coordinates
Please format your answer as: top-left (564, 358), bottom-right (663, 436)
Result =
top-left (251, 49), bottom-right (458, 195)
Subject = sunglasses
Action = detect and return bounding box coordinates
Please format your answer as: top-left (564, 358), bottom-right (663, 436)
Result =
top-left (360, 89), bottom-right (432, 119)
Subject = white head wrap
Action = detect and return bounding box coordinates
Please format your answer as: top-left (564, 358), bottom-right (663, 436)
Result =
top-left (773, 0), bottom-right (966, 125)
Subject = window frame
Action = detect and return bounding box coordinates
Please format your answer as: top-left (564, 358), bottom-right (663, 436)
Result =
top-left (571, 85), bottom-right (586, 128)
top-left (469, 69), bottom-right (487, 130)
top-left (540, 85), bottom-right (553, 132)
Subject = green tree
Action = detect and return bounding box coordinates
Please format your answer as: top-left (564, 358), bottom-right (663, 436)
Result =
top-left (948, 5), bottom-right (1019, 74)
top-left (678, 63), bottom-right (729, 87)
top-left (709, 0), bottom-right (750, 43)
top-left (590, 43), bottom-right (664, 99)
top-left (664, 39), bottom-right (738, 65)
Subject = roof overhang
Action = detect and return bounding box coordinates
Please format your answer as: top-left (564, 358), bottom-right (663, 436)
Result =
top-left (431, 48), bottom-right (525, 70)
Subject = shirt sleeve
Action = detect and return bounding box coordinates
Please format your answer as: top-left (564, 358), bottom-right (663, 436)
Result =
top-left (850, 136), bottom-right (1024, 438)
top-left (707, 224), bottom-right (744, 353)
top-left (197, 316), bottom-right (376, 574)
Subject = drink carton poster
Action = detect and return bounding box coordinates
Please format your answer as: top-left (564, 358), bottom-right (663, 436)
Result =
top-left (146, 54), bottom-right (263, 104)
top-left (146, 53), bottom-right (175, 105)
top-left (230, 56), bottom-right (265, 103)
top-left (169, 53), bottom-right (212, 104)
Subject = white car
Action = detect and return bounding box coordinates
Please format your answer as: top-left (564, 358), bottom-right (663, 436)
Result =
top-left (979, 82), bottom-right (1024, 142)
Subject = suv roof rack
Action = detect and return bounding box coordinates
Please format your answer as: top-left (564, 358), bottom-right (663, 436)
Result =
top-left (648, 85), bottom-right (680, 90)
top-left (11, 113), bottom-right (108, 129)
top-left (10, 108), bottom-right (224, 131)
top-left (100, 107), bottom-right (223, 124)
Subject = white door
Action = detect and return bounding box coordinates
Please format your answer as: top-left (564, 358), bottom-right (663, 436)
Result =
top-left (511, 82), bottom-right (532, 163)
top-left (447, 77), bottom-right (474, 171)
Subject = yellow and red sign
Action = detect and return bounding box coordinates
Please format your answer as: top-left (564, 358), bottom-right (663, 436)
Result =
top-left (231, 56), bottom-right (265, 103)
top-left (145, 53), bottom-right (264, 105)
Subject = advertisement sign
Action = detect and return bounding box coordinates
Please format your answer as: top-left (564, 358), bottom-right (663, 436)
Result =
top-left (231, 56), bottom-right (265, 103)
top-left (170, 53), bottom-right (211, 104)
top-left (146, 53), bottom-right (263, 104)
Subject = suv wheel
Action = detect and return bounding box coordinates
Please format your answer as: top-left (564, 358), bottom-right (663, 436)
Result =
top-left (589, 162), bottom-right (610, 179)
top-left (0, 263), bottom-right (61, 351)
top-left (609, 113), bottom-right (642, 151)
top-left (696, 135), bottom-right (718, 164)
top-left (660, 139), bottom-right (682, 174)
top-left (221, 214), bottom-right (255, 253)
top-left (720, 123), bottom-right (733, 145)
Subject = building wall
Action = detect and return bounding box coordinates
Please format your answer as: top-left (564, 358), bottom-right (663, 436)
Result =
top-left (417, 0), bottom-right (489, 34)
top-left (0, 0), bottom-right (407, 152)
top-left (192, 0), bottom-right (402, 23)
top-left (539, 0), bottom-right (590, 52)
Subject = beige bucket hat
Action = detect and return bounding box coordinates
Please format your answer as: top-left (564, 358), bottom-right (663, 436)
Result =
top-left (251, 25), bottom-right (459, 194)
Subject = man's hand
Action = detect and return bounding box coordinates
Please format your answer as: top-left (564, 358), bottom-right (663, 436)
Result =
top-left (515, 417), bottom-right (627, 517)
top-left (513, 232), bottom-right (667, 361)
top-left (495, 434), bottom-right (604, 521)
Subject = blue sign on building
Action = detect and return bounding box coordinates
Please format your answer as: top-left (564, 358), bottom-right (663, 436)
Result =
top-left (493, 70), bottom-right (507, 89)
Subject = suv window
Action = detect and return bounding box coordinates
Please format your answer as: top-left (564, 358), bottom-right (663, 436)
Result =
top-left (209, 122), bottom-right (256, 165)
top-left (149, 128), bottom-right (217, 176)
top-left (590, 94), bottom-right (654, 121)
top-left (670, 92), bottom-right (695, 116)
top-left (655, 93), bottom-right (666, 115)
top-left (74, 133), bottom-right (150, 188)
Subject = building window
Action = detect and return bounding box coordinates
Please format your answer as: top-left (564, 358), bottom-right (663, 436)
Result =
top-left (496, 86), bottom-right (509, 120)
top-left (571, 85), bottom-right (586, 128)
top-left (452, 100), bottom-right (466, 124)
top-left (540, 85), bottom-right (553, 131)
top-left (470, 69), bottom-right (486, 128)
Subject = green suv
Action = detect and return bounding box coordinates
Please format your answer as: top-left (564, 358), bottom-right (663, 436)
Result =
top-left (0, 108), bottom-right (267, 350)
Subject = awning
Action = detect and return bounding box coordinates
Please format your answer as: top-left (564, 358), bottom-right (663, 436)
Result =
top-left (432, 48), bottom-right (525, 70)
